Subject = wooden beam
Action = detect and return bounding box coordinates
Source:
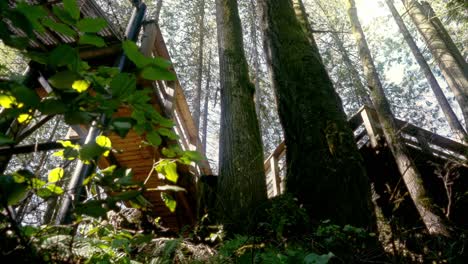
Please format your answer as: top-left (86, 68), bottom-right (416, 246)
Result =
top-left (360, 107), bottom-right (381, 148)
top-left (269, 156), bottom-right (281, 196)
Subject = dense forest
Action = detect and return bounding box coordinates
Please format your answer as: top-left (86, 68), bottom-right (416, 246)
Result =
top-left (0, 0), bottom-right (467, 263)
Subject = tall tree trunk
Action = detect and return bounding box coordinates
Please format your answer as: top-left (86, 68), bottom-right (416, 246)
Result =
top-left (292, 0), bottom-right (322, 64)
top-left (314, 0), bottom-right (372, 107)
top-left (193, 0), bottom-right (206, 133)
top-left (248, 0), bottom-right (262, 120)
top-left (201, 51), bottom-right (212, 155)
top-left (259, 0), bottom-right (373, 227)
top-left (347, 0), bottom-right (451, 237)
top-left (402, 0), bottom-right (468, 131)
top-left (154, 0), bottom-right (163, 23)
top-left (420, 1), bottom-right (467, 74)
top-left (386, 0), bottom-right (467, 142)
top-left (215, 0), bottom-right (267, 232)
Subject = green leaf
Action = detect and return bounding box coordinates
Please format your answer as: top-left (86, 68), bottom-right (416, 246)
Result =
top-left (77, 17), bottom-right (107, 33)
top-left (39, 99), bottom-right (68, 115)
top-left (48, 168), bottom-right (64, 183)
top-left (141, 66), bottom-right (177, 81)
top-left (161, 192), bottom-right (176, 213)
top-left (110, 117), bottom-right (134, 138)
top-left (30, 178), bottom-right (46, 189)
top-left (52, 6), bottom-right (75, 25)
top-left (26, 51), bottom-right (48, 64)
top-left (157, 128), bottom-right (178, 140)
top-left (48, 70), bottom-right (78, 89)
top-left (156, 161), bottom-right (178, 183)
top-left (110, 73), bottom-right (136, 98)
top-left (0, 135), bottom-right (15, 145)
top-left (183, 150), bottom-right (203, 162)
top-left (0, 175), bottom-right (28, 206)
top-left (42, 18), bottom-right (76, 37)
top-left (48, 45), bottom-right (79, 67)
top-left (45, 184), bottom-right (64, 195)
top-left (304, 252), bottom-right (334, 264)
top-left (164, 162), bottom-right (178, 183)
top-left (161, 147), bottom-right (176, 158)
top-left (12, 85), bottom-right (40, 107)
top-left (64, 111), bottom-right (92, 124)
top-left (16, 3), bottom-right (47, 33)
top-left (79, 33), bottom-right (106, 47)
top-left (63, 0), bottom-right (80, 20)
top-left (111, 190), bottom-right (140, 201)
top-left (122, 40), bottom-right (152, 68)
top-left (75, 200), bottom-right (107, 218)
top-left (146, 130), bottom-right (162, 146)
top-left (79, 142), bottom-right (106, 161)
top-left (8, 11), bottom-right (34, 37)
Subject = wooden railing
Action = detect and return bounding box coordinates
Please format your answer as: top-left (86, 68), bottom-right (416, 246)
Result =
top-left (140, 22), bottom-right (212, 177)
top-left (264, 105), bottom-right (468, 197)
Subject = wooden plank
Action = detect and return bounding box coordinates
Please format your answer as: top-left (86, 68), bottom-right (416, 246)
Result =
top-left (395, 119), bottom-right (467, 157)
top-left (360, 107), bottom-right (381, 148)
top-left (270, 156), bottom-right (281, 196)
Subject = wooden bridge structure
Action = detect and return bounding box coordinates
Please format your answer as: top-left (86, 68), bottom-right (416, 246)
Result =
top-left (265, 106), bottom-right (468, 226)
top-left (1, 0), bottom-right (467, 231)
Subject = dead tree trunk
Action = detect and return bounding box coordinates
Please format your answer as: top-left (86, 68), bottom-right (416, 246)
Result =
top-left (402, 0), bottom-right (468, 132)
top-left (386, 0), bottom-right (467, 142)
top-left (215, 0), bottom-right (267, 232)
top-left (347, 0), bottom-right (452, 237)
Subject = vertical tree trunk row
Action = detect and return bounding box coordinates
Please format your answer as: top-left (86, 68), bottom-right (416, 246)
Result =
top-left (215, 0), bottom-right (267, 232)
top-left (259, 0), bottom-right (373, 228)
top-left (385, 0), bottom-right (467, 142)
top-left (347, 0), bottom-right (452, 237)
top-left (402, 0), bottom-right (468, 132)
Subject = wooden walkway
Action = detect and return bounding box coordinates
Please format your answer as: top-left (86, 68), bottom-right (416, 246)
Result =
top-left (264, 106), bottom-right (468, 197)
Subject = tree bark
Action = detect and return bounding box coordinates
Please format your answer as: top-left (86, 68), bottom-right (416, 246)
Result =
top-left (193, 0), bottom-right (206, 134)
top-left (259, 0), bottom-right (373, 227)
top-left (201, 51), bottom-right (212, 155)
top-left (386, 0), bottom-right (467, 142)
top-left (248, 0), bottom-right (262, 120)
top-left (154, 0), bottom-right (163, 23)
top-left (420, 1), bottom-right (467, 75)
top-left (402, 0), bottom-right (468, 132)
top-left (215, 0), bottom-right (267, 232)
top-left (347, 0), bottom-right (452, 237)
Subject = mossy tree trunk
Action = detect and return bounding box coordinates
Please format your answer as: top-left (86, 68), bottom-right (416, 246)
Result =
top-left (386, 0), bottom-right (467, 142)
top-left (259, 0), bottom-right (373, 228)
top-left (347, 0), bottom-right (452, 237)
top-left (402, 0), bottom-right (468, 132)
top-left (215, 0), bottom-right (267, 232)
